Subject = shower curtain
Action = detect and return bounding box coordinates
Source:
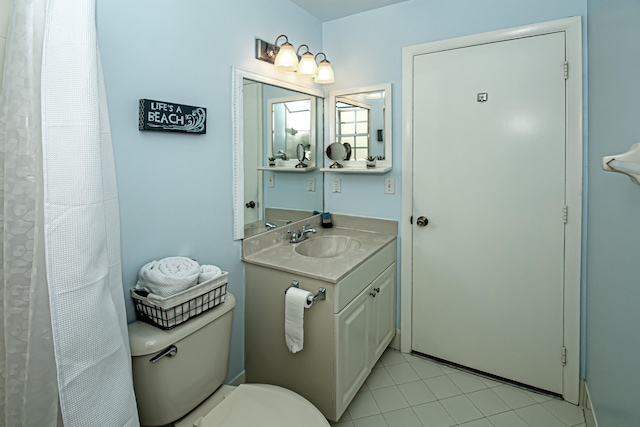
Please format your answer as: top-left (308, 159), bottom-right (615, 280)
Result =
top-left (0, 0), bottom-right (139, 426)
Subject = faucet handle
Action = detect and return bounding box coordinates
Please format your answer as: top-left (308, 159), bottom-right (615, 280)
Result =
top-left (287, 229), bottom-right (299, 243)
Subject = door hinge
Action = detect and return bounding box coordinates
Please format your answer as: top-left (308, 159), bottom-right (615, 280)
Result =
top-left (561, 346), bottom-right (567, 366)
top-left (564, 61), bottom-right (569, 80)
top-left (563, 205), bottom-right (568, 224)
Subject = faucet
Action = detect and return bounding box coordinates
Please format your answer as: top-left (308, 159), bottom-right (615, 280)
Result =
top-left (287, 223), bottom-right (317, 243)
top-left (265, 221), bottom-right (277, 230)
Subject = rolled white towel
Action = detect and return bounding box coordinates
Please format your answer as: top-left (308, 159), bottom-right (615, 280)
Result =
top-left (135, 257), bottom-right (200, 297)
top-left (198, 265), bottom-right (222, 283)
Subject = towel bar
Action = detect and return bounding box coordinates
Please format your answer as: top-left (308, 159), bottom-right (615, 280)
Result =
top-left (285, 280), bottom-right (326, 306)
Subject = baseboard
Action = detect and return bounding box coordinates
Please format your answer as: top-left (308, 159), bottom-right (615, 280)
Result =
top-left (389, 328), bottom-right (401, 351)
top-left (228, 370), bottom-right (246, 386)
top-left (582, 380), bottom-right (598, 427)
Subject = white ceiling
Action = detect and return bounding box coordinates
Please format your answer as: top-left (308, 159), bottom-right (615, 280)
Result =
top-left (288, 0), bottom-right (410, 22)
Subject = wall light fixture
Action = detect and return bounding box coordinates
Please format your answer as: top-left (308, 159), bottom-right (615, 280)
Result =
top-left (255, 35), bottom-right (335, 84)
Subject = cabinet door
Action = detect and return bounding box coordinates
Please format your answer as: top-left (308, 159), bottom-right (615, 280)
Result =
top-left (335, 287), bottom-right (370, 417)
top-left (370, 263), bottom-right (397, 363)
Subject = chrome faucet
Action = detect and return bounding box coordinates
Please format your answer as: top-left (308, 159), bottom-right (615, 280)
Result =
top-left (265, 221), bottom-right (277, 230)
top-left (287, 223), bottom-right (317, 243)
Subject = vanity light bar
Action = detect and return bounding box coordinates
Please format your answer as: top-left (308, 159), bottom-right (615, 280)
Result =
top-left (255, 35), bottom-right (335, 84)
top-left (255, 38), bottom-right (280, 63)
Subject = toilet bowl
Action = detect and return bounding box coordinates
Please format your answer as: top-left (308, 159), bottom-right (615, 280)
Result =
top-left (128, 293), bottom-right (329, 427)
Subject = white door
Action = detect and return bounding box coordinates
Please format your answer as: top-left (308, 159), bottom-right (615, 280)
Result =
top-left (243, 82), bottom-right (262, 225)
top-left (411, 32), bottom-right (567, 394)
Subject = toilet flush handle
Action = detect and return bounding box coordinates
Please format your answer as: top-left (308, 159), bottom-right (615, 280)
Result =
top-left (150, 345), bottom-right (178, 363)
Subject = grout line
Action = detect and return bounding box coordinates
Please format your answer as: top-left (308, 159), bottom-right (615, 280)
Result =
top-left (343, 349), bottom-right (585, 426)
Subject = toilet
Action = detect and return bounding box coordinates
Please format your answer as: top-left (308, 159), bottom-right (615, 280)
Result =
top-left (128, 293), bottom-right (329, 427)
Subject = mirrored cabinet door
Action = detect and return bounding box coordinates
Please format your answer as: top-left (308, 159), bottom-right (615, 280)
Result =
top-left (324, 83), bottom-right (392, 173)
top-left (232, 68), bottom-right (325, 240)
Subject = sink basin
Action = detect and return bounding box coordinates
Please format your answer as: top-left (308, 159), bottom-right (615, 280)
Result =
top-left (295, 236), bottom-right (362, 258)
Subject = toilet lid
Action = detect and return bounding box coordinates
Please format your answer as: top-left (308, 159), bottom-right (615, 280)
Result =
top-left (196, 384), bottom-right (329, 427)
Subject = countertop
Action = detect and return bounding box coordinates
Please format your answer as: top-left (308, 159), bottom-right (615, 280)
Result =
top-left (242, 214), bottom-right (397, 283)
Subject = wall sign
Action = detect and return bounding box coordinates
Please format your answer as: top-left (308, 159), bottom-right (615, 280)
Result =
top-left (139, 99), bottom-right (207, 134)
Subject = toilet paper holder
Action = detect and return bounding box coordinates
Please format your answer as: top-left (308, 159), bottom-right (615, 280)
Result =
top-left (285, 280), bottom-right (326, 306)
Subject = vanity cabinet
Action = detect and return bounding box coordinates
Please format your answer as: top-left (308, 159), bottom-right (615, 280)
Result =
top-left (244, 241), bottom-right (396, 422)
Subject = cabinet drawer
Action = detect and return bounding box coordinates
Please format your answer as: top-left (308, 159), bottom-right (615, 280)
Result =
top-left (334, 240), bottom-right (396, 313)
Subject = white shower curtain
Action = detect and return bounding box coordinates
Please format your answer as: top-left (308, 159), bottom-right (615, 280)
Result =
top-left (1, 0), bottom-right (140, 426)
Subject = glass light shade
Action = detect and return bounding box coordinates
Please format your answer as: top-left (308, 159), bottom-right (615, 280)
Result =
top-left (297, 53), bottom-right (318, 77)
top-left (274, 43), bottom-right (299, 72)
top-left (314, 60), bottom-right (335, 84)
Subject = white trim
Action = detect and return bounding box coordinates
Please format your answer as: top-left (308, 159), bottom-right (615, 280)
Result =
top-left (336, 96), bottom-right (371, 110)
top-left (583, 381), bottom-right (598, 427)
top-left (400, 16), bottom-right (583, 404)
top-left (232, 67), bottom-right (325, 240)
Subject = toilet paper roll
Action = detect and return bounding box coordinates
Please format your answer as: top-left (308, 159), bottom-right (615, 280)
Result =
top-left (285, 287), bottom-right (313, 353)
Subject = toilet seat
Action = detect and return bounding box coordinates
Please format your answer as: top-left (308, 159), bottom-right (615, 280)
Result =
top-left (195, 384), bottom-right (329, 427)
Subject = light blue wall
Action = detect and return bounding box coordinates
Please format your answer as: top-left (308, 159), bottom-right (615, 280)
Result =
top-left (586, 1), bottom-right (640, 425)
top-left (96, 0), bottom-right (322, 382)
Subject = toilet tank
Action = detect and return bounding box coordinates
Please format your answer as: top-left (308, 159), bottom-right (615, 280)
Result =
top-left (128, 293), bottom-right (236, 427)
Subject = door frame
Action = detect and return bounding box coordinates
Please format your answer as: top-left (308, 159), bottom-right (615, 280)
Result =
top-left (400, 17), bottom-right (583, 404)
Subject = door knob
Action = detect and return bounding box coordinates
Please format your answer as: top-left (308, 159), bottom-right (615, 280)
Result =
top-left (416, 216), bottom-right (429, 227)
top-left (245, 201), bottom-right (256, 208)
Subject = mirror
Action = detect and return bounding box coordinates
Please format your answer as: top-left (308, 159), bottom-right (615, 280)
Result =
top-left (326, 142), bottom-right (347, 168)
top-left (232, 68), bottom-right (324, 240)
top-left (327, 83), bottom-right (392, 172)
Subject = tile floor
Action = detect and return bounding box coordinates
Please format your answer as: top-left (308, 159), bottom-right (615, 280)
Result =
top-left (331, 349), bottom-right (586, 427)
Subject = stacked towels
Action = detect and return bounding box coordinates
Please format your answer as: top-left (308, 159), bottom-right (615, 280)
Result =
top-left (198, 264), bottom-right (222, 284)
top-left (135, 256), bottom-right (223, 298)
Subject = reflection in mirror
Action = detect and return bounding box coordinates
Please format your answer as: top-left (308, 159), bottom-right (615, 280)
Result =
top-left (296, 143), bottom-right (309, 168)
top-left (326, 142), bottom-right (346, 168)
top-left (327, 84), bottom-right (392, 172)
top-left (268, 96), bottom-right (314, 166)
top-left (232, 68), bottom-right (324, 240)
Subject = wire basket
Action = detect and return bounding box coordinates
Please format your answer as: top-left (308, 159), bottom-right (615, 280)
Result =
top-left (132, 272), bottom-right (228, 330)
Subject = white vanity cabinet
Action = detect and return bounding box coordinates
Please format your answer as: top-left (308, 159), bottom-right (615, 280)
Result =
top-left (244, 240), bottom-right (396, 422)
top-left (336, 263), bottom-right (396, 417)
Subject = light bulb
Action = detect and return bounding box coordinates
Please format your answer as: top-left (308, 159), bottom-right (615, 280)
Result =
top-left (297, 52), bottom-right (318, 78)
top-left (315, 59), bottom-right (335, 84)
top-left (274, 43), bottom-right (299, 72)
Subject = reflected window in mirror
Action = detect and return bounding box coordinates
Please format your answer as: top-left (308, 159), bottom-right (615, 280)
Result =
top-left (336, 98), bottom-right (370, 160)
top-left (270, 97), bottom-right (312, 163)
